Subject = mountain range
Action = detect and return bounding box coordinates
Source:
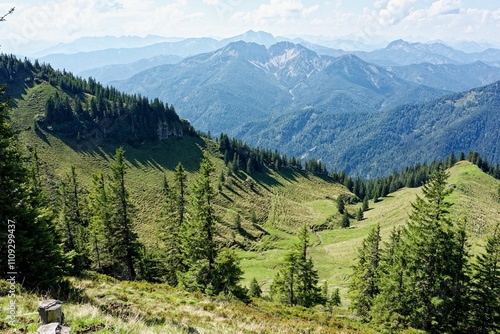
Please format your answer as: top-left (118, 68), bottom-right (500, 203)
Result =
top-left (36, 31), bottom-right (500, 86)
top-left (109, 40), bottom-right (500, 176)
top-left (16, 31), bottom-right (500, 177)
top-left (112, 41), bottom-right (449, 135)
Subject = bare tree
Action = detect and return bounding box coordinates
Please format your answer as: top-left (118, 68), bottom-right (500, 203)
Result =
top-left (0, 7), bottom-right (14, 22)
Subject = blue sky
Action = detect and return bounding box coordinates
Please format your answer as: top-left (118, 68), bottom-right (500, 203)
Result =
top-left (1, 0), bottom-right (499, 55)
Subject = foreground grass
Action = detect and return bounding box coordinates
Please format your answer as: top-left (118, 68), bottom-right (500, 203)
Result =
top-left (1, 275), bottom-right (374, 334)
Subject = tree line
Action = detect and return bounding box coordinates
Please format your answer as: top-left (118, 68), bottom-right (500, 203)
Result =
top-left (0, 54), bottom-right (193, 143)
top-left (55, 147), bottom-right (248, 299)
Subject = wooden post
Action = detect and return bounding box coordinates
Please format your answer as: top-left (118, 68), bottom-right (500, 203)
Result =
top-left (37, 300), bottom-right (64, 325)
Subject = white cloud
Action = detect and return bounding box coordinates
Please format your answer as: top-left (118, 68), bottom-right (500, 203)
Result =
top-left (203, 0), bottom-right (220, 4)
top-left (365, 0), bottom-right (416, 27)
top-left (428, 0), bottom-right (462, 16)
top-left (231, 0), bottom-right (318, 24)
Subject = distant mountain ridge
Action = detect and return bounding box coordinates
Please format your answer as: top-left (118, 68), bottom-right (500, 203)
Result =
top-left (235, 80), bottom-right (500, 177)
top-left (353, 39), bottom-right (500, 66)
top-left (37, 31), bottom-right (500, 86)
top-left (112, 41), bottom-right (448, 135)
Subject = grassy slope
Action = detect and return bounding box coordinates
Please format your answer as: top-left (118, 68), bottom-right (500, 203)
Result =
top-left (3, 82), bottom-right (500, 333)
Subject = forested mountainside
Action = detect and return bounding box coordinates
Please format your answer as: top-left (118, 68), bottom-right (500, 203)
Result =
top-left (111, 41), bottom-right (500, 177)
top-left (237, 80), bottom-right (500, 177)
top-left (112, 41), bottom-right (448, 137)
top-left (0, 54), bottom-right (192, 145)
top-left (387, 61), bottom-right (500, 92)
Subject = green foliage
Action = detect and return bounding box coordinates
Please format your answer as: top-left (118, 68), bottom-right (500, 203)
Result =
top-left (370, 169), bottom-right (472, 332)
top-left (362, 196), bottom-right (369, 211)
top-left (468, 224), bottom-right (500, 333)
top-left (107, 147), bottom-right (141, 279)
top-left (356, 208), bottom-right (364, 221)
top-left (270, 226), bottom-right (323, 307)
top-left (331, 288), bottom-right (341, 307)
top-left (349, 224), bottom-right (381, 320)
top-left (0, 85), bottom-right (68, 290)
top-left (341, 212), bottom-right (350, 229)
top-left (249, 277), bottom-right (262, 298)
top-left (209, 248), bottom-right (249, 301)
top-left (87, 171), bottom-right (113, 273)
top-left (57, 166), bottom-right (90, 274)
top-left (177, 151), bottom-right (247, 299)
top-left (159, 163), bottom-right (188, 286)
top-left (336, 196), bottom-right (345, 214)
top-left (178, 151), bottom-right (217, 291)
top-left (0, 54), bottom-right (191, 144)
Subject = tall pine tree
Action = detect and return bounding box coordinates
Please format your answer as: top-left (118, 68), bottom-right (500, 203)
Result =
top-left (468, 224), bottom-right (500, 333)
top-left (0, 85), bottom-right (67, 290)
top-left (57, 166), bottom-right (89, 274)
top-left (349, 224), bottom-right (381, 320)
top-left (270, 225), bottom-right (322, 307)
top-left (371, 169), bottom-right (471, 332)
top-left (178, 151), bottom-right (218, 291)
top-left (160, 164), bottom-right (188, 286)
top-left (108, 147), bottom-right (141, 279)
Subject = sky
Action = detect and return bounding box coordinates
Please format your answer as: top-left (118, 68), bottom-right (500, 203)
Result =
top-left (1, 0), bottom-right (500, 55)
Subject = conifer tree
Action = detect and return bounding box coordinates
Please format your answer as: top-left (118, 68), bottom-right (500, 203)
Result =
top-left (178, 151), bottom-right (246, 298)
top-left (160, 165), bottom-right (188, 286)
top-left (178, 151), bottom-right (218, 291)
top-left (341, 212), bottom-right (350, 228)
top-left (108, 147), bottom-right (141, 279)
top-left (362, 196), bottom-right (369, 211)
top-left (336, 195), bottom-right (345, 214)
top-left (356, 208), bottom-right (364, 221)
top-left (468, 224), bottom-right (500, 333)
top-left (370, 227), bottom-right (408, 331)
top-left (403, 169), bottom-right (468, 331)
top-left (0, 86), bottom-right (67, 290)
top-left (270, 226), bottom-right (322, 307)
top-left (87, 171), bottom-right (113, 272)
top-left (249, 277), bottom-right (262, 298)
top-left (296, 225), bottom-right (322, 307)
top-left (371, 169), bottom-right (471, 332)
top-left (349, 224), bottom-right (381, 320)
top-left (57, 166), bottom-right (89, 273)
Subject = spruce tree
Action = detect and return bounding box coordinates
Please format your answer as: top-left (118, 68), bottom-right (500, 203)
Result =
top-left (57, 166), bottom-right (89, 274)
top-left (468, 224), bottom-right (500, 333)
top-left (362, 196), bottom-right (369, 211)
top-left (249, 277), bottom-right (262, 298)
top-left (336, 195), bottom-right (345, 214)
top-left (160, 165), bottom-right (188, 286)
top-left (296, 225), bottom-right (322, 307)
top-left (356, 208), bottom-right (364, 221)
top-left (87, 171), bottom-right (112, 272)
top-left (349, 224), bottom-right (381, 320)
top-left (108, 147), bottom-right (141, 279)
top-left (0, 85), bottom-right (67, 290)
top-left (270, 226), bottom-right (322, 307)
top-left (403, 169), bottom-right (469, 331)
top-left (370, 227), bottom-right (407, 331)
top-left (372, 169), bottom-right (471, 332)
top-left (341, 212), bottom-right (350, 228)
top-left (178, 151), bottom-right (246, 298)
top-left (270, 250), bottom-right (299, 305)
top-left (178, 151), bottom-right (218, 291)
